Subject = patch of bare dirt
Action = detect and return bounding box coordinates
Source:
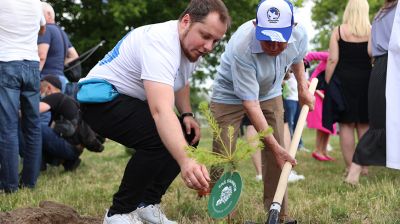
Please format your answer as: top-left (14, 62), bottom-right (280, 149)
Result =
top-left (0, 201), bottom-right (102, 224)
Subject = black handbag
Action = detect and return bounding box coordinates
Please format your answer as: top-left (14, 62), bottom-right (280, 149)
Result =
top-left (53, 116), bottom-right (78, 137)
top-left (64, 59), bottom-right (82, 82)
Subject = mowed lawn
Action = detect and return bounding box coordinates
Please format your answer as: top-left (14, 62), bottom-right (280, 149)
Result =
top-left (1, 127), bottom-right (399, 223)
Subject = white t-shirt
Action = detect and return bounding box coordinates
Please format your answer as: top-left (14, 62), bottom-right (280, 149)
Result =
top-left (284, 72), bottom-right (298, 101)
top-left (0, 0), bottom-right (45, 62)
top-left (84, 20), bottom-right (199, 101)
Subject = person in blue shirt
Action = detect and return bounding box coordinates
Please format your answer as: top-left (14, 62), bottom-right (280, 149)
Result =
top-left (210, 0), bottom-right (314, 222)
top-left (38, 2), bottom-right (79, 92)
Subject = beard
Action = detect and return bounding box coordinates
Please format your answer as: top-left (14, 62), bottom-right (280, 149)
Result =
top-left (180, 27), bottom-right (201, 62)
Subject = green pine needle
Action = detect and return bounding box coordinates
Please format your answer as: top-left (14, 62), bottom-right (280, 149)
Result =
top-left (186, 102), bottom-right (273, 171)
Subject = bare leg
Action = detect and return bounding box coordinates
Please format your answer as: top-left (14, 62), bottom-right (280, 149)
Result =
top-left (356, 123), bottom-right (370, 175)
top-left (246, 125), bottom-right (262, 178)
top-left (339, 123), bottom-right (356, 169)
top-left (315, 130), bottom-right (330, 156)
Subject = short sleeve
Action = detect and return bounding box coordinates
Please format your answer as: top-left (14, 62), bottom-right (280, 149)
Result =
top-left (38, 27), bottom-right (50, 45)
top-left (140, 32), bottom-right (180, 87)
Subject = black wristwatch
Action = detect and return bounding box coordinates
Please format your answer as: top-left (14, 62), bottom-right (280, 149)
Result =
top-left (180, 112), bottom-right (194, 118)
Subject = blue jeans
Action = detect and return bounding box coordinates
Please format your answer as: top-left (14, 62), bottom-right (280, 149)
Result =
top-left (41, 124), bottom-right (79, 165)
top-left (284, 99), bottom-right (304, 147)
top-left (0, 60), bottom-right (42, 192)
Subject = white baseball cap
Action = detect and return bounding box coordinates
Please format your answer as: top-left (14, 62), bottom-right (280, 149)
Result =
top-left (255, 0), bottom-right (294, 42)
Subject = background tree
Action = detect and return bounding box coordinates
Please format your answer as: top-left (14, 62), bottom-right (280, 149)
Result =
top-left (47, 0), bottom-right (304, 110)
top-left (311, 0), bottom-right (384, 50)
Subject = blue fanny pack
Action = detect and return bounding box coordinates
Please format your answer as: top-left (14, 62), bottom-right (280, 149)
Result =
top-left (77, 78), bottom-right (119, 103)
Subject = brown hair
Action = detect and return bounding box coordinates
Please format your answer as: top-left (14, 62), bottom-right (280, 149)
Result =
top-left (178, 0), bottom-right (231, 27)
top-left (376, 0), bottom-right (398, 20)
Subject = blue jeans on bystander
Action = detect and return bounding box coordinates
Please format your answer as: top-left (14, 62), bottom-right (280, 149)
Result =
top-left (0, 60), bottom-right (42, 192)
top-left (283, 99), bottom-right (304, 148)
top-left (41, 124), bottom-right (80, 165)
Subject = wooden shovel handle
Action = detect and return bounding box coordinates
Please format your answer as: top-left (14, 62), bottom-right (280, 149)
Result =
top-left (272, 78), bottom-right (318, 204)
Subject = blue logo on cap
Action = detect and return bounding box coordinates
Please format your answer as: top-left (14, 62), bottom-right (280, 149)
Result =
top-left (267, 7), bottom-right (280, 23)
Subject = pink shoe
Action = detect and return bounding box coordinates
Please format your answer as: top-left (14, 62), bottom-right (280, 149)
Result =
top-left (312, 152), bottom-right (330, 161)
top-left (324, 155), bottom-right (335, 161)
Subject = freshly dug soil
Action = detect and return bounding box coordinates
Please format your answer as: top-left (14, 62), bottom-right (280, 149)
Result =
top-left (0, 201), bottom-right (102, 224)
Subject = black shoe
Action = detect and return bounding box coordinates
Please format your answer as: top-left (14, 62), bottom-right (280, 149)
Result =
top-left (279, 218), bottom-right (297, 224)
top-left (40, 160), bottom-right (47, 171)
top-left (63, 158), bottom-right (81, 171)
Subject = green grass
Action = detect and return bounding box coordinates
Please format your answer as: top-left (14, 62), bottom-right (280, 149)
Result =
top-left (1, 128), bottom-right (400, 223)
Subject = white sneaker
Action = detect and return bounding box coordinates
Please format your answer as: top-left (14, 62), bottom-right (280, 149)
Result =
top-left (255, 174), bottom-right (262, 181)
top-left (137, 204), bottom-right (177, 224)
top-left (288, 171), bottom-right (305, 183)
top-left (103, 210), bottom-right (144, 224)
top-left (298, 146), bottom-right (310, 152)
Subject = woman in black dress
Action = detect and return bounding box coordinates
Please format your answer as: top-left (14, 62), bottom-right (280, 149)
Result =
top-left (325, 0), bottom-right (372, 174)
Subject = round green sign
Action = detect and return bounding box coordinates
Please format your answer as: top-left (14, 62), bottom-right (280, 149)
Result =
top-left (208, 171), bottom-right (243, 219)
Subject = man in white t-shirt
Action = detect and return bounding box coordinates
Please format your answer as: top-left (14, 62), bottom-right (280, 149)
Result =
top-left (78, 0), bottom-right (230, 223)
top-left (0, 0), bottom-right (45, 193)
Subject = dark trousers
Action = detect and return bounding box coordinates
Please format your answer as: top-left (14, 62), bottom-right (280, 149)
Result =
top-left (81, 95), bottom-right (180, 214)
top-left (41, 124), bottom-right (80, 164)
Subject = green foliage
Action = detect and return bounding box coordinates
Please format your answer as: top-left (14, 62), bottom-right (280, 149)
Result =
top-left (311, 0), bottom-right (386, 50)
top-left (185, 102), bottom-right (272, 171)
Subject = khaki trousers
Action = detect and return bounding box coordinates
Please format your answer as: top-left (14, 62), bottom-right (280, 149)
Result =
top-left (210, 96), bottom-right (288, 218)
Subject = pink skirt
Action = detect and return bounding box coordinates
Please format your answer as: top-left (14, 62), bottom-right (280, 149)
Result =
top-left (307, 91), bottom-right (337, 134)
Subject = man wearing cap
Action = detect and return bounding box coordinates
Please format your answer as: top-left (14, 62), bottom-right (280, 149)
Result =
top-left (38, 75), bottom-right (83, 171)
top-left (210, 0), bottom-right (314, 222)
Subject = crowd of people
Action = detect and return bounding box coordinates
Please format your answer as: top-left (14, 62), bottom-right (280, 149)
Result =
top-left (1, 0), bottom-right (399, 223)
top-left (0, 0), bottom-right (104, 194)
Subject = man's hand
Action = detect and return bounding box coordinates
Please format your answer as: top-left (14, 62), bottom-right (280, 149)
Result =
top-left (180, 158), bottom-right (210, 190)
top-left (182, 116), bottom-right (201, 145)
top-left (298, 85), bottom-right (315, 111)
top-left (271, 145), bottom-right (297, 169)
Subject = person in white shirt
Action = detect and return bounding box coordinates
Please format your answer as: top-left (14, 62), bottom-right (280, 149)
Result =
top-left (78, 0), bottom-right (230, 223)
top-left (0, 0), bottom-right (45, 193)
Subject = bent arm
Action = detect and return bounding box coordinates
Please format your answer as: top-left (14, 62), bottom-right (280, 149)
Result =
top-left (65, 47), bottom-right (79, 65)
top-left (326, 27), bottom-right (339, 83)
top-left (144, 80), bottom-right (188, 164)
top-left (38, 43), bottom-right (49, 71)
top-left (39, 102), bottom-right (51, 113)
top-left (144, 80), bottom-right (209, 189)
top-left (305, 51), bottom-right (329, 63)
top-left (291, 62), bottom-right (315, 110)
